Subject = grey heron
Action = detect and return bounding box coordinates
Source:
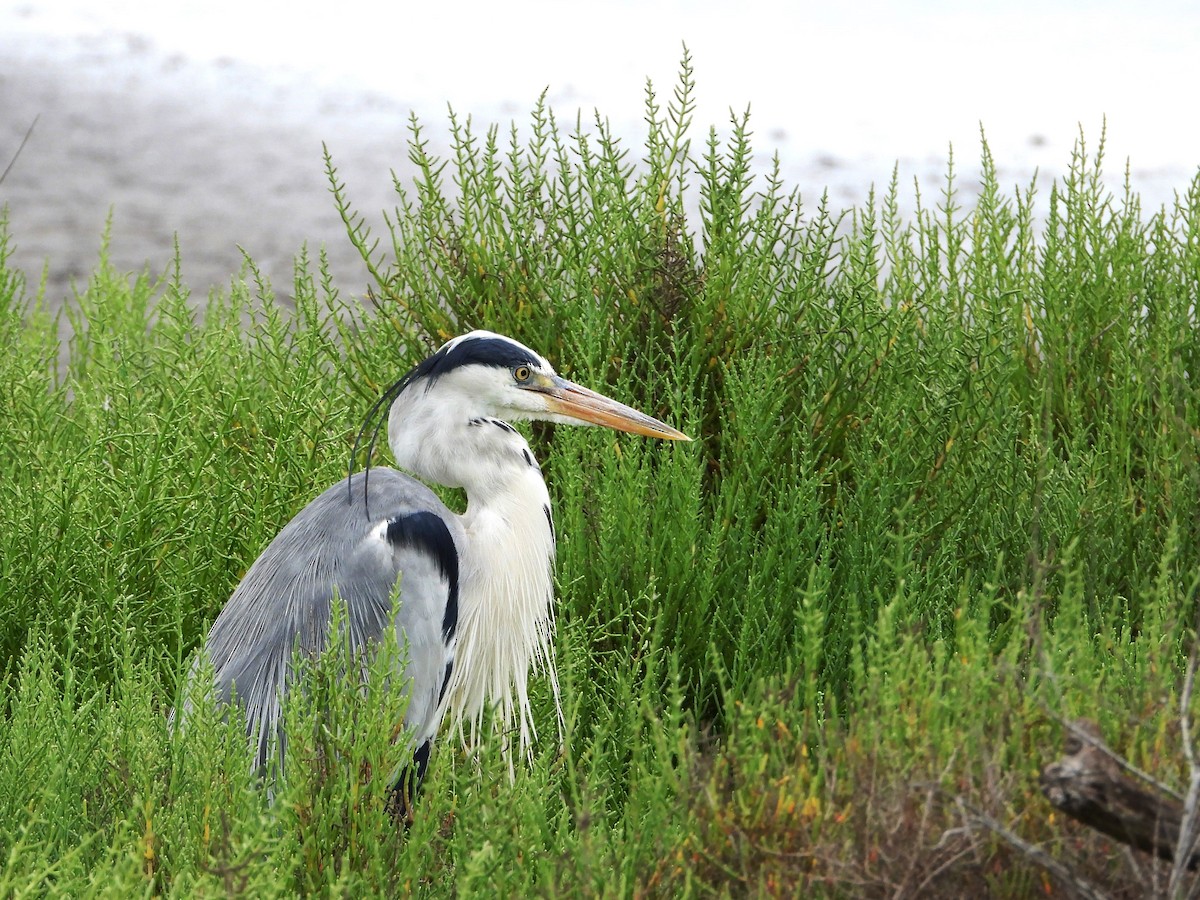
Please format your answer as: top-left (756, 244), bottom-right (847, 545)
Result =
top-left (185, 330), bottom-right (688, 813)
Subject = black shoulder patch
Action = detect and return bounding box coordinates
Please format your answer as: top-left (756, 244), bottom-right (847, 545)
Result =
top-left (543, 503), bottom-right (555, 541)
top-left (385, 510), bottom-right (460, 641)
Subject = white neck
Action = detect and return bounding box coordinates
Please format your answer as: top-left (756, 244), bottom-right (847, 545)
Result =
top-left (452, 448), bottom-right (561, 759)
top-left (388, 397), bottom-right (562, 759)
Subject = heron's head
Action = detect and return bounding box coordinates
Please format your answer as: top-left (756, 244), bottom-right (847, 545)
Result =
top-left (352, 331), bottom-right (688, 498)
top-left (401, 330), bottom-right (690, 440)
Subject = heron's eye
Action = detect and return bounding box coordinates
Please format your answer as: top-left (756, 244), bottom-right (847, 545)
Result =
top-left (513, 365), bottom-right (532, 383)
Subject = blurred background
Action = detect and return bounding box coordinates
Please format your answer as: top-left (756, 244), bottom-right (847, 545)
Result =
top-left (1, 0), bottom-right (1197, 306)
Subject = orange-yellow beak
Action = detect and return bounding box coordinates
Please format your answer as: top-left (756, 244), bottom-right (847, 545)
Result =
top-left (538, 376), bottom-right (690, 441)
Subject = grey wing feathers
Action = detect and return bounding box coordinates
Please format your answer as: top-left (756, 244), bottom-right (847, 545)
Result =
top-left (191, 468), bottom-right (464, 771)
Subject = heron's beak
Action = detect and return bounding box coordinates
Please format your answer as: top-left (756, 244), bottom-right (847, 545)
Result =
top-left (539, 376), bottom-right (691, 441)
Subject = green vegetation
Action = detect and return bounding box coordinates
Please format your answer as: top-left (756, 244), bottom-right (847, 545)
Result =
top-left (2, 58), bottom-right (1199, 895)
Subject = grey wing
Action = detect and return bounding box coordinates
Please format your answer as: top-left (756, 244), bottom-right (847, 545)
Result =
top-left (189, 468), bottom-right (464, 771)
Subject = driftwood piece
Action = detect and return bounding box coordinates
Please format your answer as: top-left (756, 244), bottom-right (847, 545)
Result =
top-left (1040, 719), bottom-right (1198, 869)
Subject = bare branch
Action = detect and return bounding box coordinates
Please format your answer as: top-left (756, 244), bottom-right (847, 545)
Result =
top-left (1169, 647), bottom-right (1200, 897)
top-left (960, 799), bottom-right (1110, 900)
top-left (0, 117), bottom-right (38, 186)
top-left (1039, 643), bottom-right (1181, 803)
top-left (1041, 719), bottom-right (1199, 873)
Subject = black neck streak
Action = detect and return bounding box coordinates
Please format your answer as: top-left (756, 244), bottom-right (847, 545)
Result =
top-left (468, 416), bottom-right (517, 435)
top-left (467, 417), bottom-right (538, 470)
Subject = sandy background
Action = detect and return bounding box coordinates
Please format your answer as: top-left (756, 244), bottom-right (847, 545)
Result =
top-left (0, 32), bottom-right (409, 304)
top-left (1, 1), bottom-right (1198, 315)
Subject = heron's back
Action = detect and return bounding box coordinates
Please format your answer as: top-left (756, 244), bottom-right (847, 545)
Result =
top-left (194, 468), bottom-right (465, 770)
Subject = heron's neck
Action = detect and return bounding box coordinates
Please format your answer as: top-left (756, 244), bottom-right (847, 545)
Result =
top-left (389, 401), bottom-right (562, 756)
top-left (453, 435), bottom-right (562, 759)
